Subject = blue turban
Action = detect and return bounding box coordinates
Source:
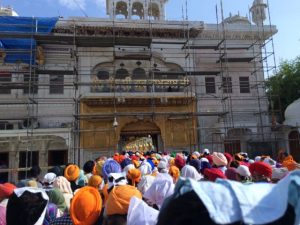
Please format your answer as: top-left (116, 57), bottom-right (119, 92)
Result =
top-left (102, 159), bottom-right (122, 180)
top-left (147, 158), bottom-right (155, 170)
top-left (120, 158), bottom-right (132, 169)
top-left (189, 159), bottom-right (201, 173)
top-left (200, 161), bottom-right (212, 175)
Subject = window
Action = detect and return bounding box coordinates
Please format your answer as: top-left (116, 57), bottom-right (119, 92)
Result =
top-left (239, 77), bottom-right (250, 93)
top-left (18, 151), bottom-right (39, 180)
top-left (222, 77), bottom-right (232, 94)
top-left (0, 72), bottom-right (11, 94)
top-left (0, 152), bottom-right (9, 183)
top-left (205, 77), bottom-right (216, 94)
top-left (24, 74), bottom-right (38, 94)
top-left (50, 75), bottom-right (64, 94)
top-left (48, 150), bottom-right (68, 167)
top-left (115, 68), bottom-right (129, 79)
top-left (0, 121), bottom-right (13, 130)
top-left (97, 71), bottom-right (109, 80)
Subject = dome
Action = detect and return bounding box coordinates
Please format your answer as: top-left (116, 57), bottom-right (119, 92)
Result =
top-left (223, 14), bottom-right (251, 25)
top-left (284, 98), bottom-right (300, 126)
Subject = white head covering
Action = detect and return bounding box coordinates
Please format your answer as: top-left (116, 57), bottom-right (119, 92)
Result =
top-left (139, 161), bottom-right (152, 176)
top-left (255, 156), bottom-right (261, 162)
top-left (263, 158), bottom-right (277, 168)
top-left (272, 167), bottom-right (289, 180)
top-left (181, 165), bottom-right (202, 181)
top-left (53, 176), bottom-right (73, 194)
top-left (203, 148), bottom-right (210, 155)
top-left (137, 175), bottom-right (155, 194)
top-left (127, 197), bottom-right (159, 225)
top-left (43, 172), bottom-right (57, 185)
top-left (193, 151), bottom-right (201, 157)
top-left (143, 173), bottom-right (174, 208)
top-left (157, 161), bottom-right (168, 173)
top-left (107, 172), bottom-right (127, 189)
top-left (236, 165), bottom-right (251, 177)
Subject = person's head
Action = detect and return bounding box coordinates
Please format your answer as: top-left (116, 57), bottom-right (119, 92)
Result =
top-left (6, 187), bottom-right (48, 225)
top-left (168, 166), bottom-right (180, 183)
top-left (157, 161), bottom-right (168, 173)
top-left (127, 169), bottom-right (141, 187)
top-left (230, 160), bottom-right (240, 168)
top-left (64, 164), bottom-right (80, 182)
top-left (29, 166), bottom-right (41, 179)
top-left (236, 165), bottom-right (251, 182)
top-left (0, 183), bottom-right (16, 202)
top-left (83, 160), bottom-right (95, 174)
top-left (249, 162), bottom-right (272, 183)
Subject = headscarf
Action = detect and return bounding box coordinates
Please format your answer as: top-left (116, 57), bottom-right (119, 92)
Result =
top-left (88, 175), bottom-right (103, 189)
top-left (212, 152), bottom-right (228, 167)
top-left (181, 165), bottom-right (202, 181)
top-left (64, 164), bottom-right (80, 182)
top-left (102, 159), bottom-right (122, 181)
top-left (249, 161), bottom-right (272, 179)
top-left (137, 175), bottom-right (155, 194)
top-left (189, 159), bottom-right (201, 173)
top-left (76, 170), bottom-right (88, 187)
top-left (127, 197), bottom-right (159, 225)
top-left (0, 183), bottom-right (16, 200)
top-left (47, 188), bottom-right (67, 213)
top-left (175, 155), bottom-right (185, 170)
top-left (139, 161), bottom-right (152, 176)
top-left (7, 187), bottom-right (49, 225)
top-left (127, 169), bottom-right (141, 187)
top-left (225, 167), bottom-right (238, 181)
top-left (143, 173), bottom-right (174, 209)
top-left (157, 161), bottom-right (168, 173)
top-left (53, 176), bottom-right (73, 195)
top-left (70, 186), bottom-right (102, 225)
top-left (105, 185), bottom-right (142, 216)
top-left (0, 205), bottom-right (6, 225)
top-left (204, 168), bottom-right (227, 182)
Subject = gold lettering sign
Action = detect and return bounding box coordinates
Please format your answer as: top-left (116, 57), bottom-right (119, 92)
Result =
top-left (92, 79), bottom-right (190, 87)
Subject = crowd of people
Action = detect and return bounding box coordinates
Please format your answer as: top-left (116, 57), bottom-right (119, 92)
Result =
top-left (0, 149), bottom-right (300, 225)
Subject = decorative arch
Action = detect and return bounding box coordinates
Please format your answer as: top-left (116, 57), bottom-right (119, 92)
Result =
top-left (115, 1), bottom-right (128, 19)
top-left (115, 68), bottom-right (129, 79)
top-left (132, 2), bottom-right (144, 19)
top-left (148, 3), bottom-right (160, 20)
top-left (288, 130), bottom-right (300, 162)
top-left (132, 68), bottom-right (146, 79)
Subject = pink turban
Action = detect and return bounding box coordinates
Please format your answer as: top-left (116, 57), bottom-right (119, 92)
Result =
top-left (212, 152), bottom-right (228, 167)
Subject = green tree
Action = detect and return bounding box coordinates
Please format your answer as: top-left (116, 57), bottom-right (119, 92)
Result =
top-left (266, 56), bottom-right (300, 122)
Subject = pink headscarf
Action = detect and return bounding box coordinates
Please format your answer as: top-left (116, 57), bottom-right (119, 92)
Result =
top-left (53, 176), bottom-right (73, 194)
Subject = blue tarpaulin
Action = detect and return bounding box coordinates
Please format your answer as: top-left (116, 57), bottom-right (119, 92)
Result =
top-left (0, 16), bottom-right (58, 64)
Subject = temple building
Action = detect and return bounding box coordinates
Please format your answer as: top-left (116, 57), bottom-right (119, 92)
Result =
top-left (0, 0), bottom-right (289, 183)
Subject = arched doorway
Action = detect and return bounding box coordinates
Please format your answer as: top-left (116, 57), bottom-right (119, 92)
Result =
top-left (289, 131), bottom-right (300, 162)
top-left (119, 121), bottom-right (163, 152)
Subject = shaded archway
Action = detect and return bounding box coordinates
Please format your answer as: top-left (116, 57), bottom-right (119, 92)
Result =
top-left (148, 3), bottom-right (160, 20)
top-left (132, 2), bottom-right (144, 19)
top-left (115, 1), bottom-right (128, 19)
top-left (289, 131), bottom-right (300, 162)
top-left (119, 121), bottom-right (163, 152)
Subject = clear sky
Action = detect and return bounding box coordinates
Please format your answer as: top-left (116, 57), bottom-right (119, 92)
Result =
top-left (2, 0), bottom-right (300, 65)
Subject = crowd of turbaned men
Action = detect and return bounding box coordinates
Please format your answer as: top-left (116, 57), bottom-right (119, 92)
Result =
top-left (0, 149), bottom-right (300, 225)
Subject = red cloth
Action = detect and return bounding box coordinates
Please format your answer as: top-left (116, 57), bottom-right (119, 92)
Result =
top-left (224, 153), bottom-right (233, 165)
top-left (249, 161), bottom-right (272, 178)
top-left (205, 155), bottom-right (213, 165)
top-left (0, 183), bottom-right (16, 199)
top-left (175, 155), bottom-right (186, 170)
top-left (204, 168), bottom-right (227, 182)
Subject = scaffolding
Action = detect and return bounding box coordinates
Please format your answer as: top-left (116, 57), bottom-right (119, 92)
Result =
top-left (0, 0), bottom-right (286, 182)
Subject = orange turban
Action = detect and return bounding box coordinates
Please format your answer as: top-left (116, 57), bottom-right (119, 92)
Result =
top-left (127, 169), bottom-right (141, 187)
top-left (106, 185), bottom-right (142, 216)
top-left (132, 160), bottom-right (140, 168)
top-left (0, 183), bottom-right (16, 199)
top-left (282, 155), bottom-right (298, 171)
top-left (70, 186), bottom-right (102, 225)
top-left (64, 164), bottom-right (80, 182)
top-left (102, 183), bottom-right (109, 205)
top-left (169, 166), bottom-right (180, 181)
top-left (88, 175), bottom-right (103, 189)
